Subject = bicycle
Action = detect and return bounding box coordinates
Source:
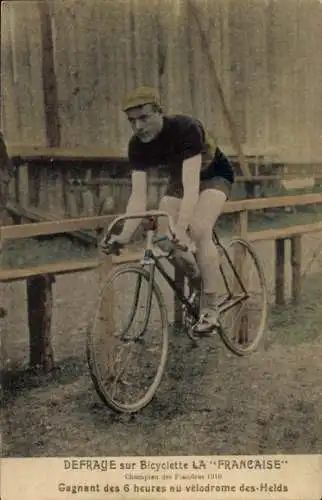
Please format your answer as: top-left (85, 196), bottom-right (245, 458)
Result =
top-left (86, 210), bottom-right (268, 413)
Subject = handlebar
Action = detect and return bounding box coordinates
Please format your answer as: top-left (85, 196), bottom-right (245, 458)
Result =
top-left (100, 211), bottom-right (189, 254)
top-left (100, 239), bottom-right (124, 255)
top-left (103, 210), bottom-right (177, 241)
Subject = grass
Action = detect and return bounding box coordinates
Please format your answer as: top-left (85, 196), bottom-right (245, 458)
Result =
top-left (2, 269), bottom-right (322, 457)
top-left (1, 234), bottom-right (97, 269)
top-left (266, 272), bottom-right (322, 347)
top-left (1, 195), bottom-right (322, 457)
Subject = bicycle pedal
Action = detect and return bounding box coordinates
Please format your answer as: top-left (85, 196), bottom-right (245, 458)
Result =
top-left (192, 318), bottom-right (220, 337)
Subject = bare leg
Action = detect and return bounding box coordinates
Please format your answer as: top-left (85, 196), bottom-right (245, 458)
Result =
top-left (158, 196), bottom-right (200, 281)
top-left (190, 189), bottom-right (227, 330)
top-left (158, 196), bottom-right (181, 235)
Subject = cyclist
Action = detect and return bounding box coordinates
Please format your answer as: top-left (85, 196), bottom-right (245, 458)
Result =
top-left (108, 86), bottom-right (234, 333)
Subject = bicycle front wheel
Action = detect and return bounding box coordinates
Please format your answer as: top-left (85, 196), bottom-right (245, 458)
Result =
top-left (87, 265), bottom-right (169, 413)
top-left (217, 238), bottom-right (268, 355)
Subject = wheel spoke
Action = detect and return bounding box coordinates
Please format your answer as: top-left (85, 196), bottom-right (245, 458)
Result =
top-left (87, 265), bottom-right (168, 412)
top-left (217, 239), bottom-right (268, 355)
top-left (110, 347), bottom-right (133, 400)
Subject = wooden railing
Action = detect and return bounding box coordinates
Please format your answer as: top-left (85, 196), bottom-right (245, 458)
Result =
top-left (3, 145), bottom-right (321, 231)
top-left (1, 192), bottom-right (322, 372)
top-left (3, 145), bottom-right (304, 220)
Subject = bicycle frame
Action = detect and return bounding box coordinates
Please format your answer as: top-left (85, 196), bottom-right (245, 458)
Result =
top-left (124, 235), bottom-right (249, 337)
top-left (122, 235), bottom-right (199, 338)
top-left (212, 230), bottom-right (249, 315)
top-left (104, 212), bottom-right (249, 334)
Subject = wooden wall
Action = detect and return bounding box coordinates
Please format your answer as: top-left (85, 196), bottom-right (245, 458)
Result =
top-left (1, 0), bottom-right (322, 161)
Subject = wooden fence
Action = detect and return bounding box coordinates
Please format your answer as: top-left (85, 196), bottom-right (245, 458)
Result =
top-left (3, 145), bottom-right (322, 228)
top-left (2, 0), bottom-right (322, 161)
top-left (4, 146), bottom-right (283, 221)
top-left (1, 192), bottom-right (322, 372)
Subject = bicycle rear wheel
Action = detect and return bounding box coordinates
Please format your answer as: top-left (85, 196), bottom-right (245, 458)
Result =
top-left (216, 238), bottom-right (268, 355)
top-left (87, 265), bottom-right (169, 413)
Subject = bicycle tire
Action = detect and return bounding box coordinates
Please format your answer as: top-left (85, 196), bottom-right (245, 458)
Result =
top-left (86, 264), bottom-right (169, 413)
top-left (217, 238), bottom-right (268, 356)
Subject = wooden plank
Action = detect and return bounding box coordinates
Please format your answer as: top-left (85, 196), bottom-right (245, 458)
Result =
top-left (0, 212), bottom-right (112, 240)
top-left (1, 216), bottom-right (319, 283)
top-left (291, 235), bottom-right (301, 305)
top-left (222, 193), bottom-right (322, 214)
top-left (38, 165), bottom-right (50, 211)
top-left (228, 0), bottom-right (247, 146)
top-left (295, 1), bottom-right (310, 162)
top-left (234, 210), bottom-right (248, 238)
top-left (7, 145), bottom-right (128, 161)
top-left (94, 0), bottom-right (119, 150)
top-left (27, 274), bottom-right (55, 372)
top-left (24, 174), bottom-right (284, 186)
top-left (160, 0), bottom-right (183, 113)
top-left (24, 2), bottom-right (46, 146)
top-left (275, 239), bottom-right (285, 305)
top-left (63, 0), bottom-right (82, 147)
top-left (266, 0), bottom-right (281, 152)
top-left (218, 0), bottom-right (232, 145)
top-left (188, 0), bottom-right (251, 179)
top-left (0, 229), bottom-right (3, 270)
top-left (307, 2), bottom-right (322, 161)
top-left (202, 0), bottom-right (223, 139)
top-left (16, 164), bottom-right (29, 207)
top-left (175, 0), bottom-right (192, 116)
top-left (2, 193), bottom-right (322, 241)
top-left (6, 145), bottom-right (322, 177)
top-left (16, 203), bottom-right (96, 244)
top-left (186, 0), bottom-right (205, 119)
top-left (249, 221), bottom-right (322, 243)
top-left (0, 250), bottom-right (142, 282)
top-left (49, 1), bottom-right (73, 147)
top-left (9, 4), bottom-right (32, 144)
top-left (2, 3), bottom-right (22, 142)
top-left (72, 1), bottom-right (93, 147)
top-left (244, 1), bottom-right (270, 152)
top-left (0, 259), bottom-right (99, 282)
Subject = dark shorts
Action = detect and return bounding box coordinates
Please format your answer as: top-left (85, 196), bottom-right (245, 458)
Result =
top-left (165, 176), bottom-right (233, 200)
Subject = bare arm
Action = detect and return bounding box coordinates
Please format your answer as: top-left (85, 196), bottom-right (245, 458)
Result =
top-left (176, 154), bottom-right (202, 238)
top-left (114, 170), bottom-right (147, 244)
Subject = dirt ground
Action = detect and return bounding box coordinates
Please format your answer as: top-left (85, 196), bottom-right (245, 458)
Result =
top-left (1, 225), bottom-right (322, 457)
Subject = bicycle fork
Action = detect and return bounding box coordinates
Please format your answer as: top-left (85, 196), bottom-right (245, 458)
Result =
top-left (121, 249), bottom-right (157, 340)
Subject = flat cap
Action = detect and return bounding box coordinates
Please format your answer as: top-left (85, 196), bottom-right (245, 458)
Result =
top-left (122, 86), bottom-right (161, 111)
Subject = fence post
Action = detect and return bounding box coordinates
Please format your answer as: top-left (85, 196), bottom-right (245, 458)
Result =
top-left (27, 274), bottom-right (55, 373)
top-left (244, 181), bottom-right (256, 199)
top-left (17, 164), bottom-right (29, 209)
top-left (0, 231), bottom-right (8, 371)
top-left (0, 230), bottom-right (5, 319)
top-left (234, 210), bottom-right (248, 238)
top-left (291, 235), bottom-right (301, 304)
top-left (275, 239), bottom-right (285, 305)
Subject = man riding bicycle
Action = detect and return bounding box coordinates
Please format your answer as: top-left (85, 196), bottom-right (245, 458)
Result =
top-left (108, 86), bottom-right (235, 333)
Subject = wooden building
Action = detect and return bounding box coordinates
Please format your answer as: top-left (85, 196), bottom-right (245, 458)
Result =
top-left (1, 0), bottom-right (322, 162)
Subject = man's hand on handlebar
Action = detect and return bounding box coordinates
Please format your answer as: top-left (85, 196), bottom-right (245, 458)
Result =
top-left (99, 212), bottom-right (196, 256)
top-left (100, 234), bottom-right (125, 255)
top-left (173, 225), bottom-right (196, 254)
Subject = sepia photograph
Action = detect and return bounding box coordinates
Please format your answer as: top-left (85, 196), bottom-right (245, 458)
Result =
top-left (1, 0), bottom-right (322, 484)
